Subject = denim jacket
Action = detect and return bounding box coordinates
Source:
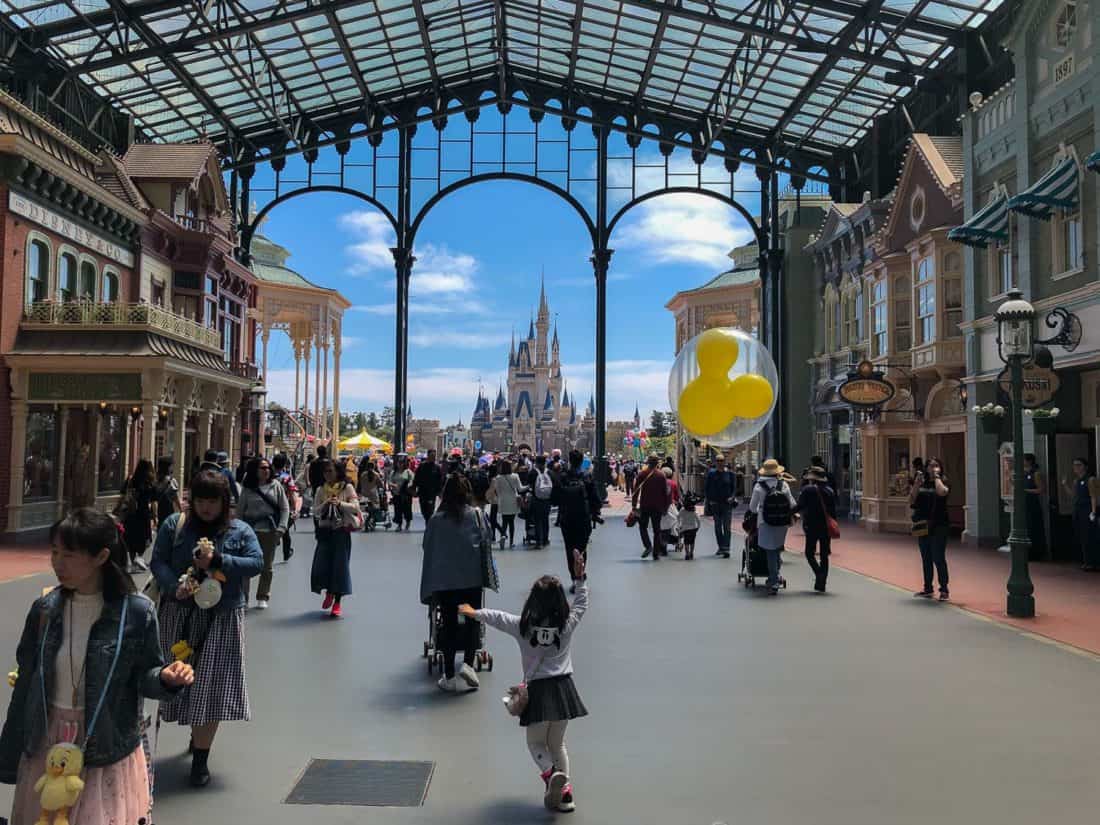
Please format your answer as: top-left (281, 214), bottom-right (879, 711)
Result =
top-left (150, 515), bottom-right (263, 610)
top-left (0, 589), bottom-right (176, 781)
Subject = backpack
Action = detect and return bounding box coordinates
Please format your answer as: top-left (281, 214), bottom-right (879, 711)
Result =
top-left (278, 472), bottom-right (299, 519)
top-left (154, 478), bottom-right (177, 525)
top-left (535, 470), bottom-right (553, 500)
top-left (558, 475), bottom-right (590, 524)
top-left (760, 480), bottom-right (792, 527)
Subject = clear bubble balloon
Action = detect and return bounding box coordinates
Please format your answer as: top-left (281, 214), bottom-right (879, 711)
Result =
top-left (668, 327), bottom-right (779, 447)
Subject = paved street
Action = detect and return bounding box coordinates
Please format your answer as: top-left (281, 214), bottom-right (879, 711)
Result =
top-left (3, 515), bottom-right (1100, 825)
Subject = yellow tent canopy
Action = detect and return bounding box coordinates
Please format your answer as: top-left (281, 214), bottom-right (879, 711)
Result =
top-left (338, 429), bottom-right (393, 453)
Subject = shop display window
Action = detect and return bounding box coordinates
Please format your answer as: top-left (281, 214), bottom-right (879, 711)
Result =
top-left (24, 408), bottom-right (60, 501)
top-left (27, 238), bottom-right (49, 304)
top-left (98, 412), bottom-right (125, 493)
top-left (887, 438), bottom-right (911, 497)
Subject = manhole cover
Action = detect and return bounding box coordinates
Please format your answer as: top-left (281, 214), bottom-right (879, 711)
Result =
top-left (286, 759), bottom-right (435, 807)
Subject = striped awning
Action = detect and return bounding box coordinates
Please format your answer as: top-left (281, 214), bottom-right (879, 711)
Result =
top-left (1087, 150), bottom-right (1100, 173)
top-left (948, 192), bottom-right (1009, 248)
top-left (1007, 156), bottom-right (1080, 219)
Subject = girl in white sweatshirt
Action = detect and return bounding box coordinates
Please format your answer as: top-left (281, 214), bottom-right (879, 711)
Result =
top-left (459, 551), bottom-right (588, 813)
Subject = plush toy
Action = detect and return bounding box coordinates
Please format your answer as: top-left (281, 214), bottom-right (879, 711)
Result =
top-left (33, 742), bottom-right (84, 825)
top-left (7, 665), bottom-right (16, 688)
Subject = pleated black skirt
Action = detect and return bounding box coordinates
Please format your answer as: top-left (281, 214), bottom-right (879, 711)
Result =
top-left (519, 674), bottom-right (588, 727)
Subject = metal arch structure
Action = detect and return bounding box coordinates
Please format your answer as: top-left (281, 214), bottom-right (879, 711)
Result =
top-left (1, 0), bottom-right (1013, 468)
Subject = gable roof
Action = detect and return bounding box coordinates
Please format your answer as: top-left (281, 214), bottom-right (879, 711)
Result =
top-left (122, 142), bottom-right (220, 180)
top-left (876, 134), bottom-right (965, 249)
top-left (95, 151), bottom-right (150, 211)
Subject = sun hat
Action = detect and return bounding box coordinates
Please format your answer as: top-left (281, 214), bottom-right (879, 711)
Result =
top-left (661, 467), bottom-right (673, 478)
top-left (759, 458), bottom-right (785, 477)
top-left (804, 466), bottom-right (828, 482)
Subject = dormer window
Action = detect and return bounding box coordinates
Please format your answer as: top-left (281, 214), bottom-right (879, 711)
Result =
top-left (1055, 2), bottom-right (1076, 47)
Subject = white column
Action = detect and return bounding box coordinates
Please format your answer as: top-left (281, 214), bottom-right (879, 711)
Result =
top-left (121, 412), bottom-right (132, 480)
top-left (332, 320), bottom-right (342, 444)
top-left (302, 339), bottom-right (312, 437)
top-left (55, 408), bottom-right (70, 519)
top-left (261, 327), bottom-right (271, 387)
top-left (321, 339), bottom-right (330, 441)
top-left (293, 340), bottom-right (302, 417)
top-left (140, 401), bottom-right (157, 464)
top-left (91, 411), bottom-right (103, 506)
top-left (314, 332), bottom-right (322, 441)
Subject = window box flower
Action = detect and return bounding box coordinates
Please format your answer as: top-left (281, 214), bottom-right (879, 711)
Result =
top-left (1025, 407), bottom-right (1059, 435)
top-left (973, 403), bottom-right (1005, 435)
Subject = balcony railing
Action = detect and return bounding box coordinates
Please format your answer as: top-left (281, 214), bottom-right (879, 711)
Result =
top-left (227, 361), bottom-right (260, 382)
top-left (23, 301), bottom-right (221, 350)
top-left (171, 213), bottom-right (233, 236)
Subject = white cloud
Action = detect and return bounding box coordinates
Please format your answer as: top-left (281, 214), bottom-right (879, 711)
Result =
top-left (351, 303), bottom-right (395, 316)
top-left (557, 359), bottom-right (673, 421)
top-left (614, 193), bottom-right (756, 269)
top-left (339, 211), bottom-right (395, 274)
top-left (408, 329), bottom-right (512, 349)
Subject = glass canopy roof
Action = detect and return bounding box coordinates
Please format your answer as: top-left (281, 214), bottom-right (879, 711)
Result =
top-left (2, 0), bottom-right (1006, 156)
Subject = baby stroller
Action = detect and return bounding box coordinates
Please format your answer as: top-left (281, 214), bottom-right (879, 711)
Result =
top-left (737, 512), bottom-right (786, 590)
top-left (423, 594), bottom-right (494, 675)
top-left (520, 492), bottom-right (539, 546)
top-left (363, 486), bottom-right (392, 531)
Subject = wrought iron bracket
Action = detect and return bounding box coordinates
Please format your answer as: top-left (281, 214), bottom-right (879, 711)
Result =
top-left (1035, 307), bottom-right (1082, 353)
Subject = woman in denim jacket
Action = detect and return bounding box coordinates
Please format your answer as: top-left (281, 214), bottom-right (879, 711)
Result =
top-left (1, 508), bottom-right (193, 825)
top-left (150, 469), bottom-right (262, 788)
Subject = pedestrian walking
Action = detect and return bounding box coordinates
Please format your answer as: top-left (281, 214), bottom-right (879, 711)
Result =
top-left (747, 459), bottom-right (797, 595)
top-left (413, 449), bottom-right (445, 526)
top-left (554, 450), bottom-right (602, 590)
top-left (238, 458), bottom-right (290, 610)
top-left (677, 494), bottom-right (701, 561)
top-left (459, 551), bottom-right (589, 814)
top-left (491, 459), bottom-right (525, 549)
top-left (117, 459), bottom-right (157, 573)
top-left (150, 469), bottom-right (262, 787)
top-left (420, 475), bottom-right (493, 693)
top-left (154, 456), bottom-right (182, 529)
top-left (1061, 458), bottom-right (1100, 571)
top-left (531, 455), bottom-right (554, 548)
top-left (631, 456), bottom-right (671, 560)
top-left (310, 459), bottom-right (362, 618)
top-left (909, 457), bottom-right (950, 600)
top-left (272, 453), bottom-right (299, 562)
top-left (307, 445), bottom-right (329, 494)
top-left (1022, 453), bottom-right (1047, 561)
top-left (623, 459), bottom-right (637, 495)
top-left (1, 508), bottom-right (194, 825)
top-left (796, 467), bottom-right (836, 592)
top-left (390, 455), bottom-right (415, 531)
top-left (704, 454), bottom-right (737, 558)
top-left (215, 451), bottom-right (239, 506)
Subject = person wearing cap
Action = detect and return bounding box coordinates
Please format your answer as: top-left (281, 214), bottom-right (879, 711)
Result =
top-left (795, 466), bottom-right (836, 592)
top-left (748, 459), bottom-right (797, 594)
top-left (631, 455), bottom-right (671, 560)
top-left (216, 450), bottom-right (239, 505)
top-left (704, 454), bottom-right (738, 558)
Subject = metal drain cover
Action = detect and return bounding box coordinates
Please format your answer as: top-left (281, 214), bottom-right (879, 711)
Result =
top-left (286, 759), bottom-right (435, 807)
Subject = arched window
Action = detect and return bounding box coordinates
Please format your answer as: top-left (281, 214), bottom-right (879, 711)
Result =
top-left (26, 238), bottom-right (49, 304)
top-left (58, 252), bottom-right (77, 302)
top-left (871, 278), bottom-right (887, 357)
top-left (914, 257), bottom-right (935, 344)
top-left (79, 260), bottom-right (97, 300)
top-left (102, 270), bottom-right (119, 303)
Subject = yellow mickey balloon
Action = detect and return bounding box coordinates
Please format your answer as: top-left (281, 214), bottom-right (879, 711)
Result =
top-left (668, 326), bottom-right (779, 446)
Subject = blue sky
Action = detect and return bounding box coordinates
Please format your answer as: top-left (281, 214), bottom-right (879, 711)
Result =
top-left (257, 155), bottom-right (761, 430)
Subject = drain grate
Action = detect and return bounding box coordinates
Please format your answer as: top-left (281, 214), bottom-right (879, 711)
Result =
top-left (285, 759), bottom-right (435, 807)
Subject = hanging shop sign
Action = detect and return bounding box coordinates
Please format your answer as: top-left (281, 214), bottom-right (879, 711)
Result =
top-left (838, 361), bottom-right (896, 408)
top-left (996, 364), bottom-right (1060, 409)
top-left (9, 192), bottom-right (134, 268)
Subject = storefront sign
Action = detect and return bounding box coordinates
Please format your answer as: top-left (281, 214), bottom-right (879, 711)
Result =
top-left (9, 192), bottom-right (134, 268)
top-left (996, 364), bottom-right (1060, 409)
top-left (838, 362), bottom-right (896, 407)
top-left (29, 373), bottom-right (142, 402)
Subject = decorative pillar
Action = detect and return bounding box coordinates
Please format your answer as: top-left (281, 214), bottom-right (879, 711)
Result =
top-left (55, 408), bottom-right (70, 519)
top-left (332, 318), bottom-right (342, 443)
top-left (293, 338), bottom-right (302, 419)
top-left (321, 319), bottom-right (330, 441)
top-left (225, 387), bottom-right (244, 469)
top-left (302, 337), bottom-right (312, 437)
top-left (91, 411), bottom-right (103, 505)
top-left (7, 397), bottom-right (28, 530)
top-left (261, 326), bottom-right (271, 388)
top-left (392, 246), bottom-right (415, 453)
top-left (140, 402), bottom-right (157, 463)
top-left (591, 248), bottom-right (612, 481)
top-left (314, 329), bottom-right (323, 442)
top-left (121, 412), bottom-right (132, 480)
top-left (173, 405), bottom-right (187, 486)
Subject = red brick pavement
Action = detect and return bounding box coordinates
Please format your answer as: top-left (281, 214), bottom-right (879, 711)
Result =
top-left (0, 543), bottom-right (51, 583)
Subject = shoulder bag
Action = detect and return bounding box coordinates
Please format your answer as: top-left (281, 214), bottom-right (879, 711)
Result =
top-left (815, 486), bottom-right (841, 539)
top-left (474, 508), bottom-right (500, 592)
top-left (504, 647), bottom-right (548, 718)
top-left (142, 513), bottom-right (187, 604)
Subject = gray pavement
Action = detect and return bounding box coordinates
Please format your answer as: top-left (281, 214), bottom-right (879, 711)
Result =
top-left (2, 516), bottom-right (1100, 825)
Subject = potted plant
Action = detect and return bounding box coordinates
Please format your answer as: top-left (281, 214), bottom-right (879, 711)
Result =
top-left (973, 403), bottom-right (1005, 435)
top-left (1026, 407), bottom-right (1059, 435)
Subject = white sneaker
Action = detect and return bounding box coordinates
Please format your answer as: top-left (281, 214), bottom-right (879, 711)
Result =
top-left (458, 663), bottom-right (480, 689)
top-left (437, 676), bottom-right (459, 692)
top-left (544, 771), bottom-right (567, 810)
top-left (255, 599), bottom-right (269, 610)
top-left (132, 557), bottom-right (149, 572)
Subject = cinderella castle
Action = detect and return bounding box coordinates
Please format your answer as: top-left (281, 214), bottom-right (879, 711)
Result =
top-left (470, 281), bottom-right (595, 454)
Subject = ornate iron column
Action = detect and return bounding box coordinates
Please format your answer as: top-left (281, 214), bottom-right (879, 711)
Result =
top-left (391, 246), bottom-right (415, 453)
top-left (592, 124), bottom-right (611, 490)
top-left (769, 168), bottom-right (786, 463)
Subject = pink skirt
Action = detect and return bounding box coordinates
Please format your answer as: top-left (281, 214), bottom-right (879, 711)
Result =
top-left (9, 705), bottom-right (151, 825)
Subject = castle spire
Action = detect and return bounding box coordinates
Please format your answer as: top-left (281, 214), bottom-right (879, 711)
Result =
top-left (528, 311), bottom-right (535, 340)
top-left (538, 269), bottom-right (549, 320)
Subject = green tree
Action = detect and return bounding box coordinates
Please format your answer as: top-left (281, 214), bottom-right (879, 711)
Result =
top-left (664, 410), bottom-right (678, 433)
top-left (649, 410), bottom-right (668, 437)
top-left (366, 411), bottom-right (380, 432)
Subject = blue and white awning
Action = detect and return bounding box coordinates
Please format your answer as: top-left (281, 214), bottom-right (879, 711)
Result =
top-left (1087, 150), bottom-right (1100, 173)
top-left (1007, 157), bottom-right (1079, 219)
top-left (948, 192), bottom-right (1009, 249)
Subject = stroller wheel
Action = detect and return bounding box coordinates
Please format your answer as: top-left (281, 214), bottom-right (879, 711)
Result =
top-left (475, 657), bottom-right (483, 673)
top-left (423, 641), bottom-right (430, 658)
top-left (487, 653), bottom-right (494, 671)
top-left (427, 656), bottom-right (434, 675)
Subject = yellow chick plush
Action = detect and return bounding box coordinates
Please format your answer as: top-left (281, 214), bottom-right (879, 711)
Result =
top-left (33, 742), bottom-right (84, 825)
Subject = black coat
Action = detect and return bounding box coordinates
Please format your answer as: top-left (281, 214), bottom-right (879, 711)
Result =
top-left (796, 483), bottom-right (836, 536)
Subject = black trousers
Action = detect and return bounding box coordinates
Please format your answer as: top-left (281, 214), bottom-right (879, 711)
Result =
top-left (500, 513), bottom-right (516, 543)
top-left (394, 494), bottom-right (413, 527)
top-left (530, 497), bottom-right (552, 545)
top-left (419, 496), bottom-right (437, 523)
top-left (560, 525), bottom-right (591, 578)
top-left (435, 587), bottom-right (483, 679)
top-left (281, 525), bottom-right (294, 561)
top-left (637, 508), bottom-right (664, 556)
top-left (805, 532), bottom-right (831, 586)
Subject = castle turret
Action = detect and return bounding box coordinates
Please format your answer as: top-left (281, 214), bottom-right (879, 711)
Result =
top-left (536, 275), bottom-right (550, 366)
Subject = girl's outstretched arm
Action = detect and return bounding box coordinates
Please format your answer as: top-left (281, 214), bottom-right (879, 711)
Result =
top-left (564, 579), bottom-right (588, 635)
top-left (460, 603), bottom-right (521, 638)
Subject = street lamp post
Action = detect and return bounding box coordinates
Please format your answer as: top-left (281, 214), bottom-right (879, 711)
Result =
top-left (995, 289), bottom-right (1036, 619)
